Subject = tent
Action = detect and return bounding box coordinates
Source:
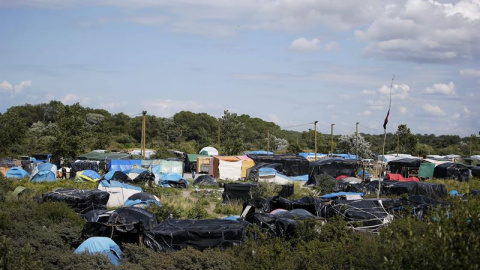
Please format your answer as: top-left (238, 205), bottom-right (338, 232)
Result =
top-left (43, 188), bottom-right (109, 214)
top-left (193, 175), bottom-right (218, 186)
top-left (76, 170), bottom-right (102, 182)
top-left (184, 154), bottom-right (209, 172)
top-left (125, 168), bottom-right (148, 180)
top-left (104, 170), bottom-right (131, 182)
top-left (30, 163), bottom-right (57, 182)
top-left (199, 146), bottom-right (219, 156)
top-left (433, 162), bottom-right (470, 181)
top-left (418, 162), bottom-right (436, 179)
top-left (388, 158), bottom-right (421, 177)
top-left (133, 171), bottom-right (155, 183)
top-left (5, 167), bottom-right (30, 178)
top-left (248, 154), bottom-right (309, 177)
top-left (307, 158), bottom-right (356, 186)
top-left (159, 173), bottom-right (189, 188)
top-left (97, 180), bottom-right (142, 208)
top-left (124, 192), bottom-right (161, 207)
top-left (74, 237), bottom-right (122, 265)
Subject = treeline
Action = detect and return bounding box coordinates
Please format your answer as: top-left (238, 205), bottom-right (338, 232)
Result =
top-left (0, 101), bottom-right (475, 161)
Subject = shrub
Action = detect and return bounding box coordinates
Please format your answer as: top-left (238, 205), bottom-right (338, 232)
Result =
top-left (186, 202), bottom-right (210, 219)
top-left (146, 203), bottom-right (182, 222)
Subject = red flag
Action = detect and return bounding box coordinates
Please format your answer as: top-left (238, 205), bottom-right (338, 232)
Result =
top-left (383, 108), bottom-right (390, 130)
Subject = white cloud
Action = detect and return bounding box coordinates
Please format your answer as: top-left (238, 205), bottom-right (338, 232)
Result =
top-left (61, 94), bottom-right (90, 105)
top-left (0, 80), bottom-right (32, 95)
top-left (422, 103), bottom-right (447, 116)
top-left (452, 113), bottom-right (461, 119)
top-left (361, 110), bottom-right (372, 116)
top-left (461, 69), bottom-right (480, 77)
top-left (366, 99), bottom-right (385, 111)
top-left (355, 0), bottom-right (480, 63)
top-left (267, 113), bottom-right (280, 123)
top-left (422, 81), bottom-right (456, 95)
top-left (324, 41), bottom-right (339, 51)
top-left (290, 37), bottom-right (320, 53)
top-left (463, 106), bottom-right (471, 116)
top-left (144, 99), bottom-right (205, 117)
top-left (378, 83), bottom-right (410, 99)
top-left (399, 106), bottom-right (407, 114)
top-left (361, 89), bottom-right (376, 95)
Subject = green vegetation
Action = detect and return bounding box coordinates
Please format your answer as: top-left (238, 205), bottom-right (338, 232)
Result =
top-left (1, 174), bottom-right (479, 269)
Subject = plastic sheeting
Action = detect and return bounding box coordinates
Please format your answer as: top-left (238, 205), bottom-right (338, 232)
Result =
top-left (43, 188), bottom-right (109, 214)
top-left (193, 175), bottom-right (218, 186)
top-left (381, 180), bottom-right (447, 198)
top-left (109, 160), bottom-right (142, 172)
top-left (247, 154), bottom-right (309, 176)
top-left (307, 158), bottom-right (356, 185)
top-left (97, 180), bottom-right (142, 208)
top-left (218, 160), bottom-right (243, 180)
top-left (433, 162), bottom-right (470, 181)
top-left (75, 237), bottom-right (122, 265)
top-left (143, 219), bottom-right (249, 251)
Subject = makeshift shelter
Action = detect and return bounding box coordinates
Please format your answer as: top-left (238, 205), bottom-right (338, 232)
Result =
top-left (193, 175), bottom-right (218, 186)
top-left (246, 163), bottom-right (283, 181)
top-left (382, 195), bottom-right (449, 218)
top-left (433, 162), bottom-right (470, 181)
top-left (385, 173), bottom-right (419, 182)
top-left (388, 158), bottom-right (421, 177)
top-left (418, 162), bottom-right (436, 179)
top-left (109, 160), bottom-right (142, 172)
top-left (83, 207), bottom-right (158, 245)
top-left (159, 173), bottom-right (189, 188)
top-left (97, 180), bottom-right (142, 208)
top-left (69, 161), bottom-right (100, 179)
top-left (307, 158), bottom-right (356, 186)
top-left (76, 170), bottom-right (102, 182)
top-left (241, 196), bottom-right (323, 217)
top-left (5, 167), bottom-right (30, 178)
top-left (210, 156), bottom-right (243, 180)
top-left (222, 183), bottom-right (259, 203)
top-left (143, 219), bottom-right (249, 251)
top-left (199, 146), bottom-right (219, 156)
top-left (196, 156), bottom-right (211, 173)
top-left (381, 180), bottom-right (447, 198)
top-left (78, 151), bottom-right (131, 161)
top-left (184, 154), bottom-right (209, 172)
top-left (104, 170), bottom-right (131, 182)
top-left (30, 163), bottom-right (57, 182)
top-left (74, 237), bottom-right (122, 265)
top-left (248, 154), bottom-right (309, 176)
top-left (125, 168), bottom-right (148, 180)
top-left (124, 192), bottom-right (161, 207)
top-left (43, 188), bottom-right (110, 214)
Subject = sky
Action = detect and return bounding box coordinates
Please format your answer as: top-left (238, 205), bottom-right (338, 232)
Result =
top-left (0, 0), bottom-right (479, 137)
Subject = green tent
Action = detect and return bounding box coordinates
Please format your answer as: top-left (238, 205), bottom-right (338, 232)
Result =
top-left (418, 163), bottom-right (435, 179)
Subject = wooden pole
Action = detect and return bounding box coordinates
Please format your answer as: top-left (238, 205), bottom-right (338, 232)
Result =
top-left (314, 121), bottom-right (318, 161)
top-left (267, 130), bottom-right (270, 153)
top-left (356, 122), bottom-right (359, 161)
top-left (330, 123), bottom-right (335, 157)
top-left (141, 111), bottom-right (147, 159)
top-left (218, 124), bottom-right (221, 155)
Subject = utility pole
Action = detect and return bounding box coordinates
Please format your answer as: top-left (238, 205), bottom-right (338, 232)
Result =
top-left (314, 121), bottom-right (318, 161)
top-left (397, 133), bottom-right (400, 156)
top-left (218, 124), bottom-right (221, 155)
top-left (471, 134), bottom-right (473, 156)
top-left (330, 123), bottom-right (335, 157)
top-left (355, 122), bottom-right (359, 161)
top-left (267, 130), bottom-right (270, 153)
top-left (141, 111), bottom-right (147, 159)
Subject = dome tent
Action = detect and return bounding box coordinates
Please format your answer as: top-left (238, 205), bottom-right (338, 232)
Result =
top-left (6, 167), bottom-right (30, 179)
top-left (74, 237), bottom-right (122, 265)
top-left (199, 146), bottom-right (219, 156)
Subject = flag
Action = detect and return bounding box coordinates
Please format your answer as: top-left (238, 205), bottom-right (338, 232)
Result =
top-left (383, 108), bottom-right (390, 130)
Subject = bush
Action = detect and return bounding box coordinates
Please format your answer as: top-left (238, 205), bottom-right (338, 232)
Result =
top-left (186, 202), bottom-right (210, 219)
top-left (146, 203), bottom-right (182, 222)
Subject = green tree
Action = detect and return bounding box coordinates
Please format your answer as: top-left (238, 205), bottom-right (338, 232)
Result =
top-left (395, 124), bottom-right (417, 155)
top-left (220, 110), bottom-right (244, 155)
top-left (337, 133), bottom-right (373, 159)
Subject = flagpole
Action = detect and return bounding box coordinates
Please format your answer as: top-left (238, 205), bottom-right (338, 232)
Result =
top-left (378, 76), bottom-right (394, 199)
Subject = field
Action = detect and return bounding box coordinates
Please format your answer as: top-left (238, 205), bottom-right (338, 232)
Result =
top-left (1, 176), bottom-right (479, 270)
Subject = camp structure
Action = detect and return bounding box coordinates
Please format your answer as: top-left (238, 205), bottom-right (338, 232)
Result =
top-left (124, 192), bottom-right (161, 207)
top-left (385, 173), bottom-right (420, 182)
top-left (193, 175), bottom-right (218, 186)
top-left (433, 162), bottom-right (470, 181)
top-left (158, 173), bottom-right (189, 188)
top-left (381, 180), bottom-right (447, 198)
top-left (74, 237), bottom-right (122, 265)
top-left (298, 152), bottom-right (327, 161)
top-left (199, 146), bottom-right (219, 156)
top-left (246, 163), bottom-right (309, 184)
top-left (184, 154), bottom-right (209, 172)
top-left (307, 158), bottom-right (356, 186)
top-left (196, 156), bottom-right (211, 173)
top-left (30, 163), bottom-right (57, 182)
top-left (68, 160), bottom-right (100, 178)
top-left (5, 167), bottom-right (30, 179)
top-left (209, 156), bottom-right (254, 180)
top-left (43, 188), bottom-right (110, 214)
top-left (104, 170), bottom-right (132, 182)
top-left (387, 158), bottom-right (421, 178)
top-left (143, 219), bottom-right (249, 251)
top-left (83, 207), bottom-right (158, 245)
top-left (248, 154), bottom-right (309, 177)
top-left (222, 183), bottom-right (294, 203)
top-left (108, 159), bottom-right (184, 177)
top-left (97, 180), bottom-right (142, 208)
top-left (75, 170), bottom-right (102, 182)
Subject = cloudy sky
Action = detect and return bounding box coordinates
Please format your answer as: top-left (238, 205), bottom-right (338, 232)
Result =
top-left (1, 0), bottom-right (479, 136)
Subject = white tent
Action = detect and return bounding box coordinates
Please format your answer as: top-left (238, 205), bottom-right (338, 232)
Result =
top-left (199, 146), bottom-right (219, 156)
top-left (97, 180), bottom-right (142, 208)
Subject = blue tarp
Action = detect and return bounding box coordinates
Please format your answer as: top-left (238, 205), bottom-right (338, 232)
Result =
top-left (245, 150), bottom-right (274, 155)
top-left (104, 170), bottom-right (116, 180)
top-left (74, 237), bottom-right (122, 265)
top-left (81, 170), bottom-right (101, 180)
top-left (123, 168), bottom-right (147, 174)
top-left (98, 180), bottom-right (142, 191)
top-left (31, 171), bottom-right (56, 182)
top-left (357, 170), bottom-right (371, 178)
top-left (37, 162), bottom-right (56, 172)
top-left (6, 167), bottom-right (30, 178)
top-left (333, 154), bottom-right (358, 160)
top-left (108, 159), bottom-right (142, 172)
top-left (159, 173), bottom-right (189, 187)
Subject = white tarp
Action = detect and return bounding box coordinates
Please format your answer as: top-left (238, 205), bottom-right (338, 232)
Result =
top-left (218, 160), bottom-right (242, 180)
top-left (97, 180), bottom-right (142, 208)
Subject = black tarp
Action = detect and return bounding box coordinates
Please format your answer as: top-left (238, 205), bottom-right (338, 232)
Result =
top-left (222, 183), bottom-right (294, 203)
top-left (69, 161), bottom-right (99, 179)
top-left (381, 180), bottom-right (447, 198)
top-left (433, 162), bottom-right (470, 181)
top-left (381, 195), bottom-right (448, 218)
top-left (42, 188), bottom-right (109, 214)
top-left (307, 158), bottom-right (356, 185)
top-left (143, 219), bottom-right (249, 251)
top-left (242, 196), bottom-right (323, 216)
top-left (247, 155), bottom-right (309, 176)
top-left (193, 175), bottom-right (218, 186)
top-left (133, 171), bottom-right (155, 183)
top-left (127, 192), bottom-right (158, 202)
top-left (108, 171), bottom-right (131, 182)
top-left (246, 162), bottom-right (283, 181)
top-left (82, 207), bottom-right (158, 244)
top-left (388, 158), bottom-right (421, 177)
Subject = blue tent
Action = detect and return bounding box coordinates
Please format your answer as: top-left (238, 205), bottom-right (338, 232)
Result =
top-left (74, 237), bottom-right (122, 265)
top-left (159, 173), bottom-right (189, 188)
top-left (30, 163), bottom-right (57, 183)
top-left (124, 192), bottom-right (161, 207)
top-left (6, 167), bottom-right (30, 178)
top-left (79, 170), bottom-right (101, 181)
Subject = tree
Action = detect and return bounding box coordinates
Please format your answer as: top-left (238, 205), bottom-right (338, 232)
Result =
top-left (395, 124), bottom-right (417, 155)
top-left (336, 133), bottom-right (373, 159)
top-left (220, 110), bottom-right (245, 155)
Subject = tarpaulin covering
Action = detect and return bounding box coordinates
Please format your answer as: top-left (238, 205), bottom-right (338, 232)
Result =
top-left (30, 163), bottom-right (58, 182)
top-left (143, 219), bottom-right (249, 251)
top-left (222, 183), bottom-right (259, 203)
top-left (133, 171), bottom-right (155, 183)
top-left (307, 158), bottom-right (356, 185)
top-left (43, 188), bottom-right (109, 214)
top-left (245, 211), bottom-right (322, 238)
top-left (193, 175), bottom-right (218, 186)
top-left (472, 166), bottom-right (480, 178)
top-left (247, 154), bottom-right (309, 176)
top-left (75, 237), bottom-right (122, 265)
top-left (381, 195), bottom-right (448, 218)
top-left (124, 192), bottom-right (161, 207)
top-left (433, 162), bottom-right (470, 181)
top-left (104, 170), bottom-right (131, 182)
top-left (82, 207), bottom-right (158, 245)
top-left (246, 163), bottom-right (283, 181)
top-left (159, 173), bottom-right (189, 188)
top-left (218, 159), bottom-right (243, 180)
top-left (109, 160), bottom-right (142, 172)
top-left (418, 162), bottom-right (435, 179)
top-left (385, 173), bottom-right (419, 182)
top-left (97, 180), bottom-right (142, 207)
top-left (69, 161), bottom-right (99, 179)
top-left (242, 196), bottom-right (323, 216)
top-left (388, 158), bottom-right (421, 177)
top-left (381, 180), bottom-right (447, 198)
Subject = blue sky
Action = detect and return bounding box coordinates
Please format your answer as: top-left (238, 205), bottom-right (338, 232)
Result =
top-left (1, 0), bottom-right (479, 136)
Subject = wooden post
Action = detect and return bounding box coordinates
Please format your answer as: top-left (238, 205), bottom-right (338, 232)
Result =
top-left (141, 111), bottom-right (147, 159)
top-left (330, 123), bottom-right (335, 157)
top-left (314, 121), bottom-right (318, 161)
